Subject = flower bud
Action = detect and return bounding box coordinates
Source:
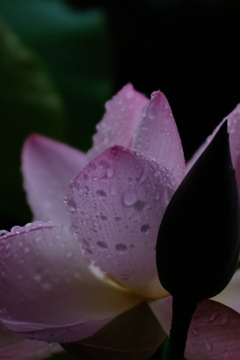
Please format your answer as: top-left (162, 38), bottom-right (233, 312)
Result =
top-left (156, 121), bottom-right (240, 302)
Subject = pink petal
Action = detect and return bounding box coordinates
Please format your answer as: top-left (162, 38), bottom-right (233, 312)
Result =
top-left (0, 323), bottom-right (62, 360)
top-left (150, 296), bottom-right (240, 360)
top-left (22, 134), bottom-right (88, 226)
top-left (0, 222), bottom-right (141, 343)
top-left (132, 91), bottom-right (185, 183)
top-left (187, 104), bottom-right (240, 190)
top-left (213, 269), bottom-right (240, 314)
top-left (67, 146), bottom-right (178, 298)
top-left (87, 84), bottom-right (148, 160)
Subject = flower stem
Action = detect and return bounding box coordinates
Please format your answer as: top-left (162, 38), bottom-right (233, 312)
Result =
top-left (167, 296), bottom-right (197, 360)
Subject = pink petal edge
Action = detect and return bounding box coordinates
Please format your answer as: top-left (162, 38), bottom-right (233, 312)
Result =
top-left (0, 222), bottom-right (141, 343)
top-left (22, 134), bottom-right (88, 226)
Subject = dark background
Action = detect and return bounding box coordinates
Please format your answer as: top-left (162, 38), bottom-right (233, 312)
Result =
top-left (69, 0), bottom-right (240, 161)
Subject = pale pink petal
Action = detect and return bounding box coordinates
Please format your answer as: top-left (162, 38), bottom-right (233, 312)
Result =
top-left (213, 269), bottom-right (240, 313)
top-left (0, 222), bottom-right (141, 343)
top-left (150, 296), bottom-right (240, 360)
top-left (22, 135), bottom-right (88, 226)
top-left (87, 84), bottom-right (148, 160)
top-left (0, 323), bottom-right (62, 360)
top-left (186, 104), bottom-right (240, 189)
top-left (67, 146), bottom-right (178, 298)
top-left (132, 91), bottom-right (185, 183)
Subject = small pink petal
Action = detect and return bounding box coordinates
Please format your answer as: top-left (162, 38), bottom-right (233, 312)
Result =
top-left (187, 104), bottom-right (240, 190)
top-left (67, 146), bottom-right (178, 298)
top-left (132, 91), bottom-right (185, 183)
top-left (213, 269), bottom-right (240, 314)
top-left (87, 84), bottom-right (148, 160)
top-left (22, 134), bottom-right (88, 226)
top-left (0, 323), bottom-right (62, 360)
top-left (151, 296), bottom-right (240, 360)
top-left (0, 222), bottom-right (141, 343)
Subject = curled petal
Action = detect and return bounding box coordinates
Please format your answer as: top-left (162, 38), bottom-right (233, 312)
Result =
top-left (151, 296), bottom-right (240, 360)
top-left (67, 146), bottom-right (178, 298)
top-left (87, 83), bottom-right (148, 160)
top-left (0, 323), bottom-right (62, 360)
top-left (22, 134), bottom-right (88, 225)
top-left (132, 91), bottom-right (185, 183)
top-left (0, 222), bottom-right (141, 343)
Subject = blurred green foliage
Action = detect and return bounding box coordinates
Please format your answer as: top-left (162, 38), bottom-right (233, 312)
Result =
top-left (0, 0), bottom-right (113, 226)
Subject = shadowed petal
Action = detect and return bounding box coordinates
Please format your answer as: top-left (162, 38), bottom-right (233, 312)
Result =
top-left (0, 222), bottom-right (141, 343)
top-left (87, 84), bottom-right (148, 160)
top-left (132, 91), bottom-right (185, 183)
top-left (150, 296), bottom-right (240, 360)
top-left (0, 323), bottom-right (62, 360)
top-left (213, 269), bottom-right (240, 314)
top-left (67, 146), bottom-right (178, 298)
top-left (22, 134), bottom-right (88, 226)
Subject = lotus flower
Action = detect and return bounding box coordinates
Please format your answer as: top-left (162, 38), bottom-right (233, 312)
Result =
top-left (1, 84), bottom-right (240, 360)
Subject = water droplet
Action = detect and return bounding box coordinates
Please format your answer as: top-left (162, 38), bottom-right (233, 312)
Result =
top-left (96, 190), bottom-right (107, 199)
top-left (99, 160), bottom-right (109, 169)
top-left (0, 230), bottom-right (9, 237)
top-left (107, 168), bottom-right (114, 178)
top-left (83, 174), bottom-right (89, 181)
top-left (123, 191), bottom-right (137, 206)
top-left (67, 198), bottom-right (77, 210)
top-left (220, 314), bottom-right (228, 325)
top-left (141, 224), bottom-right (150, 233)
top-left (66, 250), bottom-right (73, 258)
top-left (192, 328), bottom-right (199, 336)
top-left (96, 241), bottom-right (108, 250)
top-left (203, 338), bottom-right (213, 351)
top-left (100, 215), bottom-right (108, 221)
top-left (115, 243), bottom-right (127, 253)
top-left (126, 91), bottom-right (133, 99)
top-left (209, 311), bottom-right (218, 322)
top-left (115, 217), bottom-right (122, 222)
top-left (133, 200), bottom-right (146, 212)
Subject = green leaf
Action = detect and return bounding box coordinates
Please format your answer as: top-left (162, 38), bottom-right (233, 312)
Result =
top-left (0, 20), bottom-right (67, 225)
top-left (0, 0), bottom-right (114, 151)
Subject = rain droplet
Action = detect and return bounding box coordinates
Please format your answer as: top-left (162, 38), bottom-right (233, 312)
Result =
top-left (220, 314), bottom-right (228, 325)
top-left (203, 338), bottom-right (213, 351)
top-left (133, 200), bottom-right (146, 212)
top-left (66, 250), bottom-right (73, 258)
top-left (115, 217), bottom-right (122, 222)
top-left (123, 191), bottom-right (137, 206)
top-left (100, 215), bottom-right (108, 221)
top-left (192, 328), bottom-right (199, 336)
top-left (141, 224), bottom-right (150, 233)
top-left (209, 311), bottom-right (218, 322)
top-left (0, 230), bottom-right (9, 237)
top-left (72, 181), bottom-right (80, 191)
top-left (96, 190), bottom-right (107, 199)
top-left (115, 243), bottom-right (127, 253)
top-left (99, 160), bottom-right (109, 169)
top-left (96, 241), bottom-right (108, 250)
top-left (107, 168), bottom-right (114, 178)
top-left (67, 198), bottom-right (77, 210)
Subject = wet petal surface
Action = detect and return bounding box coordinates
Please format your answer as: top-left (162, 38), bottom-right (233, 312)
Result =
top-left (0, 222), bottom-right (141, 343)
top-left (87, 84), bottom-right (148, 160)
top-left (132, 91), bottom-right (185, 182)
top-left (151, 296), bottom-right (240, 360)
top-left (67, 146), bottom-right (178, 298)
top-left (22, 134), bottom-right (88, 226)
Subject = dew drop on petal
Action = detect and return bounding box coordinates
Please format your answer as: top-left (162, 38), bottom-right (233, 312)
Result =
top-left (107, 167), bottom-right (114, 178)
top-left (100, 215), bottom-right (108, 221)
top-left (96, 190), bottom-right (107, 199)
top-left (133, 200), bottom-right (146, 212)
top-left (96, 241), bottom-right (108, 250)
top-left (115, 243), bottom-right (127, 254)
top-left (123, 191), bottom-right (137, 206)
top-left (141, 224), bottom-right (150, 234)
top-left (203, 338), bottom-right (213, 351)
top-left (67, 198), bottom-right (77, 210)
top-left (115, 217), bottom-right (122, 222)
